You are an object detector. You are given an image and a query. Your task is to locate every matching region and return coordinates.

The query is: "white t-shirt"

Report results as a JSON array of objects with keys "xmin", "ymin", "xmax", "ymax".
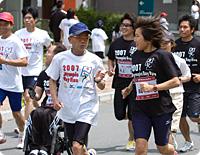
[
  {"xmin": 159, "ymin": 17, "xmax": 168, "ymax": 30},
  {"xmin": 15, "ymin": 28, "xmax": 52, "ymax": 76},
  {"xmin": 191, "ymin": 5, "xmax": 199, "ymax": 19},
  {"xmin": 0, "ymin": 34, "xmax": 29, "ymax": 92},
  {"xmin": 46, "ymin": 50, "xmax": 105, "ymax": 126},
  {"xmin": 59, "ymin": 18, "xmax": 79, "ymax": 48},
  {"xmin": 169, "ymin": 53, "xmax": 191, "ymax": 94},
  {"xmin": 91, "ymin": 28, "xmax": 108, "ymax": 52}
]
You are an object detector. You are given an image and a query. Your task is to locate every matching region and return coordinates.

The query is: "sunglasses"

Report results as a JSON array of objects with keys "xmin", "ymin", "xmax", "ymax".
[
  {"xmin": 120, "ymin": 23, "xmax": 133, "ymax": 27},
  {"xmin": 71, "ymin": 35, "xmax": 90, "ymax": 41}
]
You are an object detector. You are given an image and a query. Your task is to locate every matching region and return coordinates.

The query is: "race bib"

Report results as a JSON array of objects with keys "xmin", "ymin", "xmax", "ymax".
[
  {"xmin": 118, "ymin": 60, "xmax": 133, "ymax": 78},
  {"xmin": 46, "ymin": 93, "xmax": 54, "ymax": 107},
  {"xmin": 134, "ymin": 76, "xmax": 159, "ymax": 100}
]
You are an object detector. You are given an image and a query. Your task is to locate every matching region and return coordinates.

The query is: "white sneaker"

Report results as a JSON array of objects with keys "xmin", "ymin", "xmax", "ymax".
[
  {"xmin": 172, "ymin": 134, "xmax": 178, "ymax": 150},
  {"xmin": 0, "ymin": 130, "xmax": 6, "ymax": 144},
  {"xmin": 39, "ymin": 150, "xmax": 48, "ymax": 155},
  {"xmin": 125, "ymin": 140, "xmax": 135, "ymax": 151},
  {"xmin": 17, "ymin": 136, "xmax": 24, "ymax": 149},
  {"xmin": 88, "ymin": 148, "xmax": 96, "ymax": 155},
  {"xmin": 29, "ymin": 149, "xmax": 39, "ymax": 155},
  {"xmin": 196, "ymin": 151, "xmax": 200, "ymax": 155},
  {"xmin": 180, "ymin": 141, "xmax": 194, "ymax": 152}
]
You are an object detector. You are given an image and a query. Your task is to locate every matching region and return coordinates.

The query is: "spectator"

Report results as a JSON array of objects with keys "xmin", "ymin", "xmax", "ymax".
[
  {"xmin": 81, "ymin": 0, "xmax": 88, "ymax": 10},
  {"xmin": 159, "ymin": 12, "xmax": 169, "ymax": 30},
  {"xmin": 59, "ymin": 8, "xmax": 79, "ymax": 50},
  {"xmin": 111, "ymin": 23, "xmax": 122, "ymax": 42},
  {"xmin": 49, "ymin": 0, "xmax": 67, "ymax": 42},
  {"xmin": 0, "ymin": 12, "xmax": 28, "ymax": 148},
  {"xmin": 191, "ymin": 0, "xmax": 199, "ymax": 30},
  {"xmin": 91, "ymin": 20, "xmax": 108, "ymax": 59}
]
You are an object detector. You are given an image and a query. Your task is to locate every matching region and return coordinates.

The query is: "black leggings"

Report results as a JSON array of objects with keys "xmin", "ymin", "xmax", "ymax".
[
  {"xmin": 64, "ymin": 121, "xmax": 91, "ymax": 147},
  {"xmin": 114, "ymin": 88, "xmax": 134, "ymax": 120}
]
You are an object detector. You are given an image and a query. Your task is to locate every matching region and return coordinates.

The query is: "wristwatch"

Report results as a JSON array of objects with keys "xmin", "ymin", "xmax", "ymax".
[
  {"xmin": 178, "ymin": 77, "xmax": 182, "ymax": 81},
  {"xmin": 94, "ymin": 77, "xmax": 101, "ymax": 84},
  {"xmin": 153, "ymin": 85, "xmax": 158, "ymax": 92},
  {"xmin": 5, "ymin": 59, "xmax": 8, "ymax": 65}
]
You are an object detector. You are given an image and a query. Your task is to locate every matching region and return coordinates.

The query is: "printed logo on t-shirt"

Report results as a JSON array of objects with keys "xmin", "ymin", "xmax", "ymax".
[
  {"xmin": 129, "ymin": 46, "xmax": 137, "ymax": 56},
  {"xmin": 188, "ymin": 47, "xmax": 195, "ymax": 58},
  {"xmin": 81, "ymin": 66, "xmax": 92, "ymax": 82},
  {"xmin": 5, "ymin": 47, "xmax": 12, "ymax": 58},
  {"xmin": 145, "ymin": 58, "xmax": 154, "ymax": 70}
]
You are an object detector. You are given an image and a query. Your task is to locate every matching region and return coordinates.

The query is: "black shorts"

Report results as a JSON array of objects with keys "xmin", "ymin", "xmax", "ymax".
[
  {"xmin": 22, "ymin": 76, "xmax": 38, "ymax": 91},
  {"xmin": 181, "ymin": 92, "xmax": 200, "ymax": 118},
  {"xmin": 94, "ymin": 51, "xmax": 105, "ymax": 59},
  {"xmin": 64, "ymin": 121, "xmax": 91, "ymax": 147},
  {"xmin": 114, "ymin": 88, "xmax": 134, "ymax": 120}
]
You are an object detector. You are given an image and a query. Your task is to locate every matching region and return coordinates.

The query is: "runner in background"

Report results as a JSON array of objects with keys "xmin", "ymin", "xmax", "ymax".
[{"xmin": 107, "ymin": 13, "xmax": 137, "ymax": 151}]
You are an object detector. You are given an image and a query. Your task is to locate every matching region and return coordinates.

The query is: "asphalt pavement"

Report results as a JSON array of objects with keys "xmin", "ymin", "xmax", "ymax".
[{"xmin": 0, "ymin": 100, "xmax": 200, "ymax": 155}]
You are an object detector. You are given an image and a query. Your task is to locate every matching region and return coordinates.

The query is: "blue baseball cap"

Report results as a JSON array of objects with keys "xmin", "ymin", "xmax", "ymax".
[
  {"xmin": 96, "ymin": 20, "xmax": 103, "ymax": 27},
  {"xmin": 69, "ymin": 22, "xmax": 91, "ymax": 36}
]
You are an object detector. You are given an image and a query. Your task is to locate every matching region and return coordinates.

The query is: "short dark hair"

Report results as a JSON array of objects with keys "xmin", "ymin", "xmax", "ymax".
[
  {"xmin": 120, "ymin": 13, "xmax": 136, "ymax": 29},
  {"xmin": 57, "ymin": 0, "xmax": 64, "ymax": 9},
  {"xmin": 67, "ymin": 8, "xmax": 75, "ymax": 19},
  {"xmin": 53, "ymin": 42, "xmax": 67, "ymax": 55},
  {"xmin": 134, "ymin": 16, "xmax": 164, "ymax": 49},
  {"xmin": 22, "ymin": 6, "xmax": 38, "ymax": 19},
  {"xmin": 178, "ymin": 14, "xmax": 196, "ymax": 34}
]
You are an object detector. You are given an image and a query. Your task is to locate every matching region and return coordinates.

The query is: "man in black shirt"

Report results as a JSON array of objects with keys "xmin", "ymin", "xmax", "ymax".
[
  {"xmin": 49, "ymin": 0, "xmax": 67, "ymax": 42},
  {"xmin": 107, "ymin": 13, "xmax": 137, "ymax": 151},
  {"xmin": 174, "ymin": 14, "xmax": 200, "ymax": 153}
]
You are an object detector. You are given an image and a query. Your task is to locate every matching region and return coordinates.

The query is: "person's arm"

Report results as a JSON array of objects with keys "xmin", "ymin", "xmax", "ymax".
[
  {"xmin": 49, "ymin": 78, "xmax": 64, "ymax": 111},
  {"xmin": 0, "ymin": 56, "xmax": 28, "ymax": 67},
  {"xmin": 34, "ymin": 86, "xmax": 44, "ymax": 101},
  {"xmin": 140, "ymin": 77, "xmax": 180, "ymax": 92},
  {"xmin": 104, "ymin": 40, "xmax": 107, "ymax": 46},
  {"xmin": 192, "ymin": 73, "xmax": 200, "ymax": 83},
  {"xmin": 107, "ymin": 59, "xmax": 115, "ymax": 77},
  {"xmin": 121, "ymin": 81, "xmax": 133, "ymax": 99},
  {"xmin": 60, "ymin": 30, "xmax": 63, "ymax": 43}
]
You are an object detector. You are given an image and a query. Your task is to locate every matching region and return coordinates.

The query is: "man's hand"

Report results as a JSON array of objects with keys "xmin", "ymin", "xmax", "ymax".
[
  {"xmin": 192, "ymin": 73, "xmax": 200, "ymax": 83},
  {"xmin": 0, "ymin": 55, "xmax": 6, "ymax": 64},
  {"xmin": 53, "ymin": 99, "xmax": 64, "ymax": 111},
  {"xmin": 121, "ymin": 87, "xmax": 131, "ymax": 99},
  {"xmin": 108, "ymin": 67, "xmax": 115, "ymax": 77},
  {"xmin": 28, "ymin": 86, "xmax": 36, "ymax": 99},
  {"xmin": 140, "ymin": 82, "xmax": 153, "ymax": 92},
  {"xmin": 95, "ymin": 70, "xmax": 108, "ymax": 83}
]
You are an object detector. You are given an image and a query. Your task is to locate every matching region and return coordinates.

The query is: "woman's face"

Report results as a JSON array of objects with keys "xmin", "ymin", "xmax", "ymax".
[{"xmin": 134, "ymin": 28, "xmax": 149, "ymax": 51}]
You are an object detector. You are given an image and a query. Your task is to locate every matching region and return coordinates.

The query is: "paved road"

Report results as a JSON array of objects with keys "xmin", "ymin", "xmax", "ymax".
[{"xmin": 0, "ymin": 100, "xmax": 200, "ymax": 155}]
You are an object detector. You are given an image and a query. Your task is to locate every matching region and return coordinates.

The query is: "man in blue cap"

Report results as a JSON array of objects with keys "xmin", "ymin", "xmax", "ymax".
[
  {"xmin": 46, "ymin": 22, "xmax": 107, "ymax": 155},
  {"xmin": 91, "ymin": 20, "xmax": 108, "ymax": 59}
]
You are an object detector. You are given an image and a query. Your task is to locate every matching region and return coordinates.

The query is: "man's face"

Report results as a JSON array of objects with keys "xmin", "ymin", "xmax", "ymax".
[
  {"xmin": 121, "ymin": 19, "xmax": 134, "ymax": 37},
  {"xmin": 24, "ymin": 13, "xmax": 37, "ymax": 28},
  {"xmin": 45, "ymin": 45, "xmax": 56, "ymax": 66},
  {"xmin": 69, "ymin": 32, "xmax": 90, "ymax": 52},
  {"xmin": 179, "ymin": 21, "xmax": 194, "ymax": 40},
  {"xmin": 0, "ymin": 20, "xmax": 13, "ymax": 38}
]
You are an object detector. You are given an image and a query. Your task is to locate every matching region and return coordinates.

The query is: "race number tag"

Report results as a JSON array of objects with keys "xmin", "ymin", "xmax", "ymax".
[
  {"xmin": 118, "ymin": 60, "xmax": 133, "ymax": 78},
  {"xmin": 134, "ymin": 76, "xmax": 159, "ymax": 100}
]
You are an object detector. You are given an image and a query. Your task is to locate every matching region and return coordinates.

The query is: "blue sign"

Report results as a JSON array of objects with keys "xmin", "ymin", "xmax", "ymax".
[{"xmin": 138, "ymin": 0, "xmax": 154, "ymax": 16}]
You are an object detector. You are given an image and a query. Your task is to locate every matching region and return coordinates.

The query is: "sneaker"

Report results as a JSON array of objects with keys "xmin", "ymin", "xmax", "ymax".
[
  {"xmin": 0, "ymin": 131, "xmax": 6, "ymax": 144},
  {"xmin": 14, "ymin": 128, "xmax": 19, "ymax": 134},
  {"xmin": 180, "ymin": 141, "xmax": 194, "ymax": 152},
  {"xmin": 125, "ymin": 140, "xmax": 135, "ymax": 151},
  {"xmin": 17, "ymin": 136, "xmax": 24, "ymax": 149},
  {"xmin": 174, "ymin": 151, "xmax": 178, "ymax": 155},
  {"xmin": 29, "ymin": 149, "xmax": 39, "ymax": 155},
  {"xmin": 39, "ymin": 150, "xmax": 48, "ymax": 155},
  {"xmin": 88, "ymin": 148, "xmax": 96, "ymax": 155},
  {"xmin": 172, "ymin": 134, "xmax": 178, "ymax": 150},
  {"xmin": 196, "ymin": 151, "xmax": 200, "ymax": 155}
]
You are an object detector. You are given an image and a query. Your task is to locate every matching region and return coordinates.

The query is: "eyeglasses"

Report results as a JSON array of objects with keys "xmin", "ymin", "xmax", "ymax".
[
  {"xmin": 120, "ymin": 23, "xmax": 133, "ymax": 27},
  {"xmin": 71, "ymin": 35, "xmax": 90, "ymax": 41}
]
